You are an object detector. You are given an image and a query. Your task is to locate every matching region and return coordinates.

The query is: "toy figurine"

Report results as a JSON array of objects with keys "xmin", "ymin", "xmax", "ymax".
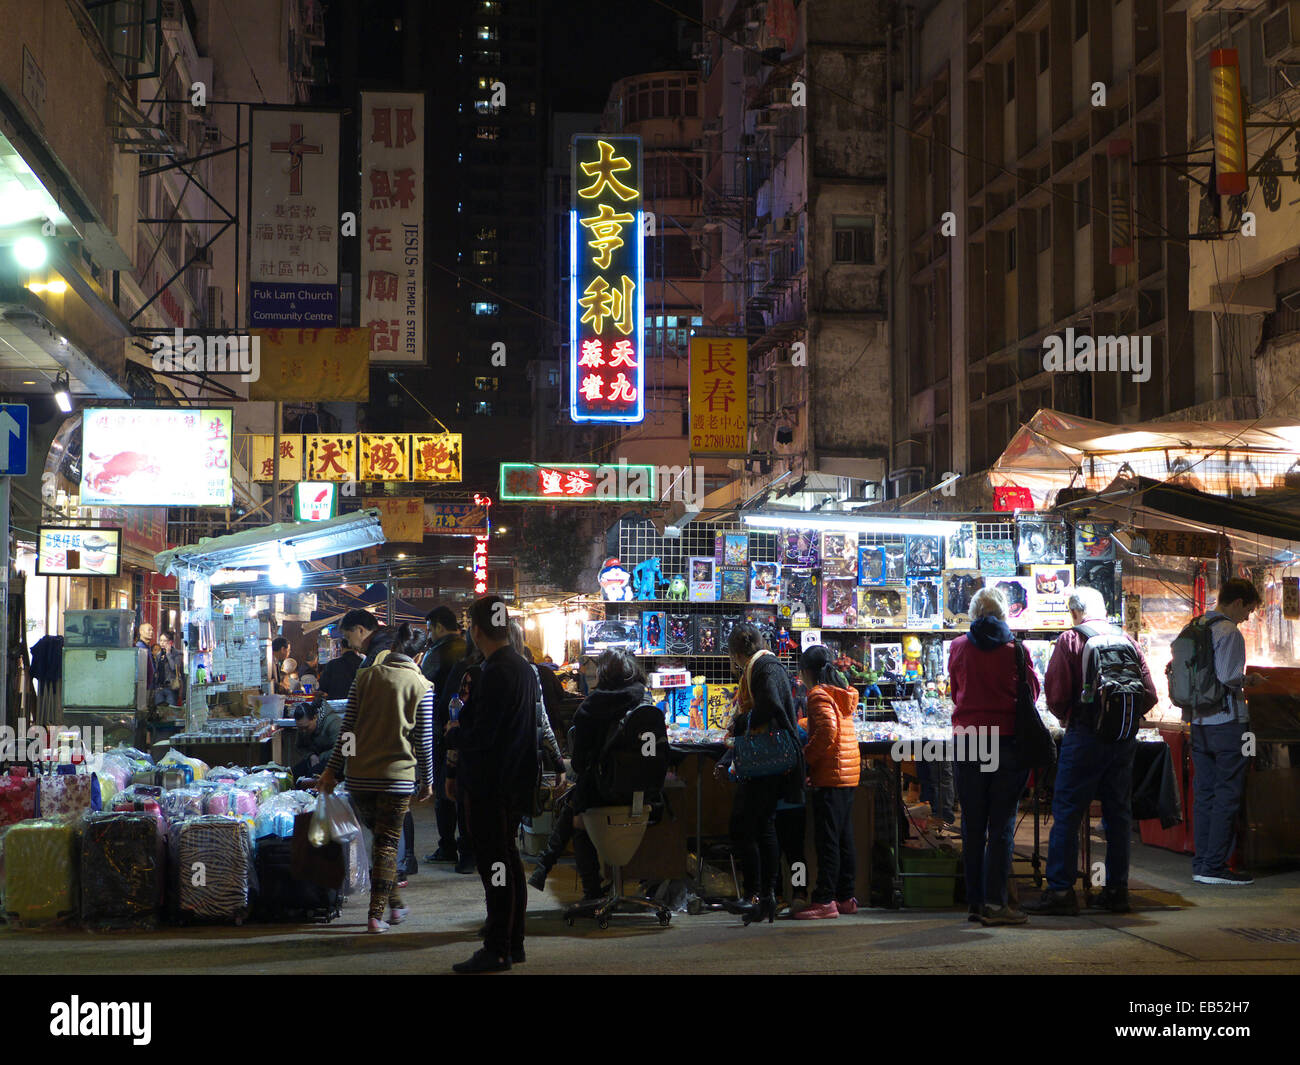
[
  {"xmin": 774, "ymin": 624, "xmax": 798, "ymax": 655},
  {"xmin": 633, "ymin": 556, "xmax": 665, "ymax": 600},
  {"xmin": 598, "ymin": 557, "xmax": 634, "ymax": 601},
  {"xmin": 666, "ymin": 574, "xmax": 688, "ymax": 601},
  {"xmin": 902, "ymin": 634, "xmax": 923, "ymax": 682}
]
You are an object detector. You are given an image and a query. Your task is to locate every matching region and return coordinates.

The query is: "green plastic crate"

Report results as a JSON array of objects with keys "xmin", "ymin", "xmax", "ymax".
[{"xmin": 899, "ymin": 851, "xmax": 961, "ymax": 908}]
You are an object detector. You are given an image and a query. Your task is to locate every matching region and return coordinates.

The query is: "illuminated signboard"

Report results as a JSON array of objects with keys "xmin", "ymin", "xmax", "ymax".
[
  {"xmin": 689, "ymin": 336, "xmax": 748, "ymax": 454},
  {"xmin": 37, "ymin": 526, "xmax": 122, "ymax": 577},
  {"xmin": 499, "ymin": 463, "xmax": 657, "ymax": 502},
  {"xmin": 80, "ymin": 408, "xmax": 233, "ymax": 507},
  {"xmin": 294, "ymin": 482, "xmax": 337, "ymax": 522},
  {"xmin": 570, "ymin": 135, "xmax": 643, "ymax": 423},
  {"xmin": 472, "ymin": 493, "xmax": 491, "ymax": 594}
]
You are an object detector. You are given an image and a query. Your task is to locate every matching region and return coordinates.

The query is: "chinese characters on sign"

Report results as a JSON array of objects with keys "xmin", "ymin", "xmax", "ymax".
[
  {"xmin": 80, "ymin": 409, "xmax": 233, "ymax": 507},
  {"xmin": 36, "ymin": 526, "xmax": 122, "ymax": 577},
  {"xmin": 360, "ymin": 434, "xmax": 411, "ymax": 481},
  {"xmin": 411, "ymin": 433, "xmax": 462, "ymax": 483},
  {"xmin": 361, "ymin": 92, "xmax": 425, "ymax": 364},
  {"xmin": 252, "ymin": 433, "xmax": 461, "ymax": 483},
  {"xmin": 249, "ymin": 110, "xmax": 340, "ymax": 326},
  {"xmin": 250, "ymin": 436, "xmax": 305, "ymax": 481},
  {"xmin": 1141, "ymin": 528, "xmax": 1222, "ymax": 559},
  {"xmin": 370, "ymin": 496, "xmax": 425, "ymax": 542},
  {"xmin": 424, "ymin": 504, "xmax": 488, "ymax": 536},
  {"xmin": 249, "ymin": 328, "xmax": 370, "ymax": 401},
  {"xmin": 304, "ymin": 435, "xmax": 356, "ymax": 482},
  {"xmin": 473, "ymin": 534, "xmax": 489, "ymax": 595},
  {"xmin": 498, "ymin": 463, "xmax": 656, "ymax": 502},
  {"xmin": 688, "ymin": 337, "xmax": 747, "ymax": 454},
  {"xmin": 571, "ymin": 135, "xmax": 643, "ymax": 423}
]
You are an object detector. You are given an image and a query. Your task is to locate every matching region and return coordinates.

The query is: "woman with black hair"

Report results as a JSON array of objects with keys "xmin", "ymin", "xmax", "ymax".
[
  {"xmin": 317, "ymin": 621, "xmax": 433, "ymax": 933},
  {"xmin": 721, "ymin": 622, "xmax": 804, "ymax": 925}
]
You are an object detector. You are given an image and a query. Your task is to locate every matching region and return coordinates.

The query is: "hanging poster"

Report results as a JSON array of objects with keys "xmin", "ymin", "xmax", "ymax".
[
  {"xmin": 688, "ymin": 336, "xmax": 745, "ymax": 449},
  {"xmin": 250, "ymin": 435, "xmax": 306, "ymax": 482}
]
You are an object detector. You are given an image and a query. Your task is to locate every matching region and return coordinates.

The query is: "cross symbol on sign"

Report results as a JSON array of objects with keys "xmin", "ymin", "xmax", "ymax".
[{"xmin": 269, "ymin": 123, "xmax": 323, "ymax": 197}]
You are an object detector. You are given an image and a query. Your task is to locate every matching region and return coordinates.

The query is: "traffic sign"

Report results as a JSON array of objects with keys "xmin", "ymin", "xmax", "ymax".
[{"xmin": 0, "ymin": 404, "xmax": 29, "ymax": 477}]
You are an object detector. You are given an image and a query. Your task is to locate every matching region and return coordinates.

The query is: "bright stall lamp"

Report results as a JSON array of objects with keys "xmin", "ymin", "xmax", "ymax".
[
  {"xmin": 12, "ymin": 237, "xmax": 47, "ymax": 270},
  {"xmin": 741, "ymin": 512, "xmax": 960, "ymax": 536},
  {"xmin": 52, "ymin": 373, "xmax": 72, "ymax": 413}
]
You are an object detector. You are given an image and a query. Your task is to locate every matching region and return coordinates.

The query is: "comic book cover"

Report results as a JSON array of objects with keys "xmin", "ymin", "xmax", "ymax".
[
  {"xmin": 943, "ymin": 569, "xmax": 985, "ymax": 626},
  {"xmin": 723, "ymin": 534, "xmax": 749, "ymax": 567},
  {"xmin": 820, "ymin": 532, "xmax": 858, "ymax": 577},
  {"xmin": 749, "ymin": 561, "xmax": 781, "ymax": 603}
]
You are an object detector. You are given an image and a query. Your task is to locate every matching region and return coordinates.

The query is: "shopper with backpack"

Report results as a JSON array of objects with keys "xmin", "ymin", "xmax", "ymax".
[
  {"xmin": 1168, "ymin": 578, "xmax": 1266, "ymax": 886},
  {"xmin": 1025, "ymin": 586, "xmax": 1157, "ymax": 916}
]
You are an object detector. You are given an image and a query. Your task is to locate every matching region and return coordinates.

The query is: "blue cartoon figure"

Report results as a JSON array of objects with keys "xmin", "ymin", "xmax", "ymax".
[{"xmin": 633, "ymin": 556, "xmax": 665, "ymax": 600}]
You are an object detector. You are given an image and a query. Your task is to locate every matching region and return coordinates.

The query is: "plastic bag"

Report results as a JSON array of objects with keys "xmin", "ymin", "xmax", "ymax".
[
  {"xmin": 160, "ymin": 787, "xmax": 204, "ymax": 823},
  {"xmin": 205, "ymin": 766, "xmax": 245, "ymax": 784},
  {"xmin": 159, "ymin": 749, "xmax": 209, "ymax": 781},
  {"xmin": 39, "ymin": 773, "xmax": 102, "ymax": 819},
  {"xmin": 307, "ymin": 794, "xmax": 361, "ymax": 848},
  {"xmin": 253, "ymin": 790, "xmax": 316, "ymax": 839},
  {"xmin": 234, "ymin": 773, "xmax": 278, "ymax": 805},
  {"xmin": 341, "ymin": 830, "xmax": 370, "ymax": 897}
]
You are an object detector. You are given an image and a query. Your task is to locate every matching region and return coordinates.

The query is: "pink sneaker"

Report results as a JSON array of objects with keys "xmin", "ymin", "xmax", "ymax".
[
  {"xmin": 389, "ymin": 907, "xmax": 410, "ymax": 925},
  {"xmin": 836, "ymin": 897, "xmax": 859, "ymax": 915},
  {"xmin": 367, "ymin": 918, "xmax": 390, "ymax": 934},
  {"xmin": 793, "ymin": 901, "xmax": 839, "ymax": 920}
]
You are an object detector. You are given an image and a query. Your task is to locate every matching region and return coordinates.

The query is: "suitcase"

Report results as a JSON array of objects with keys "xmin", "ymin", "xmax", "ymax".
[
  {"xmin": 172, "ymin": 816, "xmax": 254, "ymax": 923},
  {"xmin": 110, "ymin": 785, "xmax": 167, "ymax": 827},
  {"xmin": 79, "ymin": 812, "xmax": 165, "ymax": 928},
  {"xmin": 206, "ymin": 767, "xmax": 244, "ymax": 784},
  {"xmin": 249, "ymin": 765, "xmax": 294, "ymax": 794},
  {"xmin": 3, "ymin": 819, "xmax": 80, "ymax": 924},
  {"xmin": 289, "ymin": 811, "xmax": 345, "ymax": 891},
  {"xmin": 235, "ymin": 774, "xmax": 278, "ymax": 805},
  {"xmin": 160, "ymin": 788, "xmax": 204, "ymax": 823},
  {"xmin": 252, "ymin": 835, "xmax": 340, "ymax": 922},
  {"xmin": 132, "ymin": 767, "xmax": 192, "ymax": 790},
  {"xmin": 0, "ymin": 773, "xmax": 39, "ymax": 828},
  {"xmin": 230, "ymin": 788, "xmax": 258, "ymax": 817},
  {"xmin": 39, "ymin": 773, "xmax": 102, "ymax": 819}
]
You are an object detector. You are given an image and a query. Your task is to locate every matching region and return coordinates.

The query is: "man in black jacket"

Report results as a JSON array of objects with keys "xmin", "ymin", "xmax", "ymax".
[
  {"xmin": 447, "ymin": 595, "xmax": 538, "ymax": 973},
  {"xmin": 422, "ymin": 605, "xmax": 469, "ymax": 865}
]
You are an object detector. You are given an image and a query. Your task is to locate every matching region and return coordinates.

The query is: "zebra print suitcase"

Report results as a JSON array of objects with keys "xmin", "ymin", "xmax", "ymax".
[{"xmin": 172, "ymin": 815, "xmax": 254, "ymax": 924}]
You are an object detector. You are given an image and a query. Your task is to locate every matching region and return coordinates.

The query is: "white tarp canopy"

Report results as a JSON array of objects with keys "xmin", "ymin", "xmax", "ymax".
[
  {"xmin": 990, "ymin": 409, "xmax": 1300, "ymax": 507},
  {"xmin": 155, "ymin": 508, "xmax": 386, "ymax": 577}
]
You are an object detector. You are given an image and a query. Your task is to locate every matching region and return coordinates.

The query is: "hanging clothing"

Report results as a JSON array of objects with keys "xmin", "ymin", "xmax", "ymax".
[{"xmin": 30, "ymin": 635, "xmax": 63, "ymax": 686}]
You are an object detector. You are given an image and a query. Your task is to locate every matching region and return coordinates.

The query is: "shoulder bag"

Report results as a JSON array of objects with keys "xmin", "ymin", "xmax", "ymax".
[{"xmin": 1013, "ymin": 639, "xmax": 1055, "ymax": 772}]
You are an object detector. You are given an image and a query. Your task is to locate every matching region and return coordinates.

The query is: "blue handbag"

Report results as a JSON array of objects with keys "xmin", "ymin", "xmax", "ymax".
[{"xmin": 732, "ymin": 707, "xmax": 800, "ymax": 781}]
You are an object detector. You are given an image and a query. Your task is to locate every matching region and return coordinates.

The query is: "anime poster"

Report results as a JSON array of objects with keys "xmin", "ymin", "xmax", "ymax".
[
  {"xmin": 666, "ymin": 614, "xmax": 694, "ymax": 654},
  {"xmin": 882, "ymin": 541, "xmax": 908, "ymax": 582},
  {"xmin": 1077, "ymin": 559, "xmax": 1121, "ymax": 621},
  {"xmin": 990, "ymin": 576, "xmax": 1036, "ymax": 630},
  {"xmin": 1075, "ymin": 522, "xmax": 1116, "ymax": 562},
  {"xmin": 945, "ymin": 522, "xmax": 978, "ymax": 568},
  {"xmin": 1016, "ymin": 517, "xmax": 1070, "ymax": 565},
  {"xmin": 869, "ymin": 642, "xmax": 904, "ymax": 677},
  {"xmin": 721, "ymin": 567, "xmax": 748, "ymax": 602},
  {"xmin": 688, "ymin": 556, "xmax": 717, "ymax": 602},
  {"xmin": 821, "ymin": 577, "xmax": 859, "ymax": 628},
  {"xmin": 780, "ymin": 529, "xmax": 820, "ymax": 566},
  {"xmin": 904, "ymin": 535, "xmax": 943, "ymax": 575},
  {"xmin": 858, "ymin": 587, "xmax": 906, "ymax": 628},
  {"xmin": 782, "ymin": 568, "xmax": 820, "ymax": 626},
  {"xmin": 640, "ymin": 610, "xmax": 667, "ymax": 654},
  {"xmin": 749, "ymin": 561, "xmax": 781, "ymax": 603},
  {"xmin": 706, "ymin": 683, "xmax": 738, "ymax": 730},
  {"xmin": 820, "ymin": 532, "xmax": 858, "ymax": 577},
  {"xmin": 1030, "ymin": 565, "xmax": 1073, "ymax": 630},
  {"xmin": 858, "ymin": 546, "xmax": 887, "ymax": 586},
  {"xmin": 722, "ymin": 533, "xmax": 749, "ymax": 567},
  {"xmin": 976, "ymin": 539, "xmax": 1017, "ymax": 576},
  {"xmin": 693, "ymin": 614, "xmax": 719, "ymax": 655},
  {"xmin": 943, "ymin": 569, "xmax": 985, "ymax": 626},
  {"xmin": 907, "ymin": 577, "xmax": 944, "ymax": 630}
]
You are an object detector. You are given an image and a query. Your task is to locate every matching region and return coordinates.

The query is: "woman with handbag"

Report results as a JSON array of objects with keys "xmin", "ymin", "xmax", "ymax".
[
  {"xmin": 721, "ymin": 623, "xmax": 804, "ymax": 926},
  {"xmin": 947, "ymin": 586, "xmax": 1041, "ymax": 927}
]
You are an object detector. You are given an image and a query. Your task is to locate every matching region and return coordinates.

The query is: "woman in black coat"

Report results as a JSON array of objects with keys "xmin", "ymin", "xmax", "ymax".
[
  {"xmin": 722, "ymin": 623, "xmax": 804, "ymax": 925},
  {"xmin": 569, "ymin": 649, "xmax": 649, "ymax": 812}
]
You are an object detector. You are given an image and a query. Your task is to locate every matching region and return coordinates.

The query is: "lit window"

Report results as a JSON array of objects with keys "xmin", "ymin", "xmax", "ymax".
[
  {"xmin": 471, "ymin": 301, "xmax": 499, "ymax": 316},
  {"xmin": 832, "ymin": 216, "xmax": 875, "ymax": 264},
  {"xmin": 477, "ymin": 127, "xmax": 500, "ymax": 140},
  {"xmin": 474, "ymin": 376, "xmax": 500, "ymax": 390},
  {"xmin": 477, "ymin": 26, "xmax": 496, "ymax": 40},
  {"xmin": 475, "ymin": 401, "xmax": 494, "ymax": 415},
  {"xmin": 475, "ymin": 100, "xmax": 492, "ymax": 114}
]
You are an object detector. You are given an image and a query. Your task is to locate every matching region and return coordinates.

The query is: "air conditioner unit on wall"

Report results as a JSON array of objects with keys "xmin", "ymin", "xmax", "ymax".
[{"xmin": 1263, "ymin": 2, "xmax": 1300, "ymax": 64}]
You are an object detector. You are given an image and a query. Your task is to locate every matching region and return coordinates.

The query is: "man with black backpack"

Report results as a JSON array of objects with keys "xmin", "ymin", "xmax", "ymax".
[
  {"xmin": 1169, "ymin": 578, "xmax": 1265, "ymax": 886},
  {"xmin": 1026, "ymin": 586, "xmax": 1158, "ymax": 916}
]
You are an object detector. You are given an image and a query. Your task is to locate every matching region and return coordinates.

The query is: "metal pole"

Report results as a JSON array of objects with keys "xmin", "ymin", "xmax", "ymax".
[
  {"xmin": 0, "ymin": 477, "xmax": 9, "ymax": 731},
  {"xmin": 387, "ymin": 566, "xmax": 395, "ymax": 627},
  {"xmin": 273, "ymin": 400, "xmax": 282, "ymax": 525}
]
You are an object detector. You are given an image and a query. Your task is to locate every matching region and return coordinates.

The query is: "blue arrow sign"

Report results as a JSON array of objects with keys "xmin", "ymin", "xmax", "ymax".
[{"xmin": 0, "ymin": 404, "xmax": 29, "ymax": 477}]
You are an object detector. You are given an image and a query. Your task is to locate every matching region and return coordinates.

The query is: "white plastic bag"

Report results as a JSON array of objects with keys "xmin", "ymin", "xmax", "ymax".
[{"xmin": 307, "ymin": 793, "xmax": 361, "ymax": 848}]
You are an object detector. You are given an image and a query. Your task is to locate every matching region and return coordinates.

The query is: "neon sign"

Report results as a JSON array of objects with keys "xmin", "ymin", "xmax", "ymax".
[
  {"xmin": 498, "ymin": 462, "xmax": 657, "ymax": 502},
  {"xmin": 472, "ymin": 493, "xmax": 491, "ymax": 595},
  {"xmin": 570, "ymin": 135, "xmax": 643, "ymax": 423}
]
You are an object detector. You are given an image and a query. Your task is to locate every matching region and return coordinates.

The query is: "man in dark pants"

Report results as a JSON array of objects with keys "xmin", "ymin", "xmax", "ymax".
[
  {"xmin": 1192, "ymin": 578, "xmax": 1266, "ymax": 886},
  {"xmin": 447, "ymin": 596, "xmax": 538, "ymax": 973},
  {"xmin": 421, "ymin": 605, "xmax": 469, "ymax": 866}
]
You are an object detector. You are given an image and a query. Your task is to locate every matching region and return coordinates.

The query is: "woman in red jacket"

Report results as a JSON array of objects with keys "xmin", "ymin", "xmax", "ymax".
[
  {"xmin": 947, "ymin": 586, "xmax": 1041, "ymax": 926},
  {"xmin": 795, "ymin": 645, "xmax": 862, "ymax": 920}
]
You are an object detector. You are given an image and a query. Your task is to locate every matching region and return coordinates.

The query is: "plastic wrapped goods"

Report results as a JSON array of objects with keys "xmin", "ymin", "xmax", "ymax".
[
  {"xmin": 79, "ymin": 812, "xmax": 164, "ymax": 928},
  {"xmin": 39, "ymin": 773, "xmax": 102, "ymax": 819},
  {"xmin": 234, "ymin": 774, "xmax": 278, "ymax": 806},
  {"xmin": 172, "ymin": 816, "xmax": 254, "ymax": 923},
  {"xmin": 230, "ymin": 788, "xmax": 259, "ymax": 818},
  {"xmin": 132, "ymin": 765, "xmax": 193, "ymax": 789},
  {"xmin": 159, "ymin": 750, "xmax": 208, "ymax": 781},
  {"xmin": 253, "ymin": 791, "xmax": 316, "ymax": 840},
  {"xmin": 160, "ymin": 788, "xmax": 204, "ymax": 823},
  {"xmin": 248, "ymin": 766, "xmax": 293, "ymax": 794},
  {"xmin": 95, "ymin": 755, "xmax": 136, "ymax": 797},
  {"xmin": 2, "ymin": 818, "xmax": 80, "ymax": 925},
  {"xmin": 109, "ymin": 785, "xmax": 166, "ymax": 826},
  {"xmin": 0, "ymin": 773, "xmax": 39, "ymax": 828},
  {"xmin": 205, "ymin": 766, "xmax": 244, "ymax": 784}
]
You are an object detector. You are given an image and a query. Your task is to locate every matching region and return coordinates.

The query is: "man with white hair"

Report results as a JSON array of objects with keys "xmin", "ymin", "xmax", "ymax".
[{"xmin": 1025, "ymin": 585, "xmax": 1157, "ymax": 916}]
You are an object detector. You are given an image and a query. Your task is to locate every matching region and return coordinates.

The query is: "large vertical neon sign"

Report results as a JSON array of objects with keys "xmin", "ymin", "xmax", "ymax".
[
  {"xmin": 472, "ymin": 493, "xmax": 491, "ymax": 595},
  {"xmin": 570, "ymin": 135, "xmax": 644, "ymax": 423}
]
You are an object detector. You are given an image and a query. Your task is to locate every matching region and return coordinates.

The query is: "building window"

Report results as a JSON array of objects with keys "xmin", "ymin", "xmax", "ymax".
[
  {"xmin": 1038, "ymin": 27, "xmax": 1049, "ymax": 73},
  {"xmin": 1076, "ymin": 178, "xmax": 1090, "ymax": 229},
  {"xmin": 471, "ymin": 301, "xmax": 499, "ymax": 316},
  {"xmin": 547, "ymin": 368, "xmax": 560, "ymax": 386},
  {"xmin": 476, "ymin": 126, "xmax": 499, "ymax": 140},
  {"xmin": 474, "ymin": 376, "xmax": 499, "ymax": 390},
  {"xmin": 475, "ymin": 401, "xmax": 493, "ymax": 415},
  {"xmin": 476, "ymin": 26, "xmax": 496, "ymax": 40},
  {"xmin": 473, "ymin": 250, "xmax": 497, "ymax": 266},
  {"xmin": 832, "ymin": 216, "xmax": 875, "ymax": 264}
]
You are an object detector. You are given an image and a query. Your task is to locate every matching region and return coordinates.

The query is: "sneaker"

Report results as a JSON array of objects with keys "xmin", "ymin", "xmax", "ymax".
[
  {"xmin": 389, "ymin": 906, "xmax": 410, "ymax": 925},
  {"xmin": 452, "ymin": 948, "xmax": 511, "ymax": 974},
  {"xmin": 835, "ymin": 897, "xmax": 859, "ymax": 915},
  {"xmin": 1089, "ymin": 887, "xmax": 1131, "ymax": 913},
  {"xmin": 1022, "ymin": 889, "xmax": 1079, "ymax": 916},
  {"xmin": 980, "ymin": 905, "xmax": 1029, "ymax": 927},
  {"xmin": 793, "ymin": 901, "xmax": 839, "ymax": 920},
  {"xmin": 527, "ymin": 865, "xmax": 549, "ymax": 892},
  {"xmin": 454, "ymin": 856, "xmax": 478, "ymax": 875},
  {"xmin": 1194, "ymin": 869, "xmax": 1254, "ymax": 885},
  {"xmin": 367, "ymin": 917, "xmax": 390, "ymax": 934},
  {"xmin": 425, "ymin": 848, "xmax": 457, "ymax": 864},
  {"xmin": 396, "ymin": 879, "xmax": 408, "ymax": 889}
]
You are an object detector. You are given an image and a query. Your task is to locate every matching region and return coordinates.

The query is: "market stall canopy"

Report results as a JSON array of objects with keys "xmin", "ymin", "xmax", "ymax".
[
  {"xmin": 991, "ymin": 409, "xmax": 1300, "ymax": 508},
  {"xmin": 154, "ymin": 508, "xmax": 386, "ymax": 576}
]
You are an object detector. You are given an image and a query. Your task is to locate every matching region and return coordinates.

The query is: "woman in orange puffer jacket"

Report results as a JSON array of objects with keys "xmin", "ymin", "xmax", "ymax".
[{"xmin": 795, "ymin": 645, "xmax": 861, "ymax": 920}]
